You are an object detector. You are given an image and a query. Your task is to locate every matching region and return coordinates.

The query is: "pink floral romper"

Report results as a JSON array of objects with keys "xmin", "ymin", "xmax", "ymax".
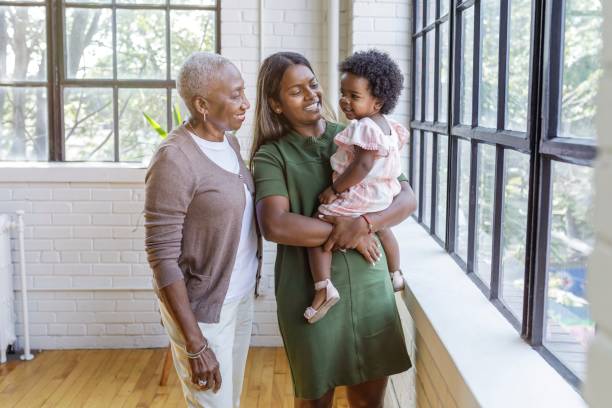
[{"xmin": 318, "ymin": 116, "xmax": 409, "ymax": 217}]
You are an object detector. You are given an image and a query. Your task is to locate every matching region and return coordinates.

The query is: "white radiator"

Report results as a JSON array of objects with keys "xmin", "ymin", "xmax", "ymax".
[{"xmin": 0, "ymin": 214, "xmax": 16, "ymax": 364}]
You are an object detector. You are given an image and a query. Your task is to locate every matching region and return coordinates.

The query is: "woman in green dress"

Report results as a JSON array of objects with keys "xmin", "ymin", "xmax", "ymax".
[{"xmin": 250, "ymin": 52, "xmax": 415, "ymax": 408}]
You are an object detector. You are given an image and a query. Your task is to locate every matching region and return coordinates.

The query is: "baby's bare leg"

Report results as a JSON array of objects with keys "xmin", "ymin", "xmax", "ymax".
[
  {"xmin": 377, "ymin": 228, "xmax": 400, "ymax": 272},
  {"xmin": 307, "ymin": 246, "xmax": 332, "ymax": 283}
]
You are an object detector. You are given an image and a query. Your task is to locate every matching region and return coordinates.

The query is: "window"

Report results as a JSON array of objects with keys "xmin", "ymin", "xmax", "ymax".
[
  {"xmin": 411, "ymin": 0, "xmax": 600, "ymax": 387},
  {"xmin": 0, "ymin": 0, "xmax": 219, "ymax": 163}
]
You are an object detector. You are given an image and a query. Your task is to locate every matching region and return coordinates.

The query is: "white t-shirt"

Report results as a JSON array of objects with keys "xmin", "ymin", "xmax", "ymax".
[{"xmin": 190, "ymin": 133, "xmax": 258, "ymax": 304}]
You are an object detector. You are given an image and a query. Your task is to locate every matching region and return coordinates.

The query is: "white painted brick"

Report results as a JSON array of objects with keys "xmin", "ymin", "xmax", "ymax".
[
  {"xmin": 588, "ymin": 243, "xmax": 612, "ymax": 335},
  {"xmin": 223, "ymin": 34, "xmax": 242, "ymax": 47},
  {"xmin": 353, "ymin": 2, "xmax": 396, "ymax": 17},
  {"xmin": 28, "ymin": 312, "xmax": 57, "ymax": 325},
  {"xmin": 34, "ymin": 276, "xmax": 71, "ymax": 289},
  {"xmin": 56, "ymin": 312, "xmax": 95, "ymax": 323},
  {"xmin": 48, "ymin": 324, "xmax": 68, "ymax": 335},
  {"xmin": 38, "ymin": 300, "xmax": 76, "ymax": 312},
  {"xmin": 223, "ymin": 47, "xmax": 260, "ymax": 60},
  {"xmin": 41, "ymin": 251, "xmax": 61, "ymax": 263},
  {"xmin": 100, "ymin": 252, "xmax": 121, "ymax": 263},
  {"xmin": 116, "ymin": 300, "xmax": 156, "ymax": 312},
  {"xmin": 87, "ymin": 324, "xmax": 106, "ymax": 335},
  {"xmin": 32, "ymin": 202, "xmax": 71, "ymax": 213},
  {"xmin": 264, "ymin": 0, "xmax": 305, "ymax": 9},
  {"xmin": 273, "ymin": 23, "xmax": 294, "ymax": 36},
  {"xmin": 131, "ymin": 264, "xmax": 151, "ymax": 275},
  {"xmin": 353, "ymin": 17, "xmax": 375, "ymax": 32},
  {"xmin": 0, "ymin": 188, "xmax": 11, "ymax": 200},
  {"xmin": 136, "ymin": 312, "xmax": 162, "ymax": 323},
  {"xmin": 16, "ymin": 323, "xmax": 47, "ymax": 336},
  {"xmin": 94, "ymin": 291, "xmax": 133, "ymax": 300},
  {"xmin": 24, "ymin": 213, "xmax": 53, "ymax": 225},
  {"xmin": 33, "ymin": 226, "xmax": 72, "ymax": 239},
  {"xmin": 0, "ymin": 201, "xmax": 32, "ymax": 213},
  {"xmin": 134, "ymin": 291, "xmax": 155, "ymax": 300},
  {"xmin": 285, "ymin": 10, "xmax": 322, "ymax": 23},
  {"xmin": 54, "ymin": 239, "xmax": 92, "ymax": 251},
  {"xmin": 221, "ymin": 9, "xmax": 243, "ymax": 22},
  {"xmin": 52, "ymin": 214, "xmax": 91, "ymax": 225},
  {"xmin": 221, "ymin": 0, "xmax": 258, "ymax": 9},
  {"xmin": 112, "ymin": 227, "xmax": 144, "ymax": 239},
  {"xmin": 106, "ymin": 324, "xmax": 127, "ymax": 335},
  {"xmin": 95, "ymin": 312, "xmax": 135, "ymax": 324},
  {"xmin": 74, "ymin": 227, "xmax": 113, "ymax": 238},
  {"xmin": 13, "ymin": 188, "xmax": 52, "ymax": 200},
  {"xmin": 121, "ymin": 251, "xmax": 140, "ymax": 263},
  {"xmin": 92, "ymin": 264, "xmax": 131, "ymax": 275},
  {"xmin": 112, "ymin": 277, "xmax": 151, "ymax": 288},
  {"xmin": 68, "ymin": 324, "xmax": 87, "ymax": 336},
  {"xmin": 77, "ymin": 300, "xmax": 115, "ymax": 312},
  {"xmin": 91, "ymin": 189, "xmax": 132, "ymax": 201},
  {"xmin": 54, "ymin": 263, "xmax": 91, "ymax": 275},
  {"xmin": 144, "ymin": 323, "xmax": 165, "ymax": 335},
  {"xmin": 72, "ymin": 201, "xmax": 112, "ymax": 213},
  {"xmin": 92, "ymin": 214, "xmax": 131, "ymax": 226},
  {"xmin": 126, "ymin": 324, "xmax": 144, "ymax": 335},
  {"xmin": 94, "ymin": 239, "xmax": 133, "ymax": 251},
  {"xmin": 223, "ymin": 22, "xmax": 254, "ymax": 35},
  {"xmin": 131, "ymin": 239, "xmax": 145, "ymax": 251},
  {"xmin": 81, "ymin": 251, "xmax": 100, "ymax": 263},
  {"xmin": 375, "ymin": 17, "xmax": 410, "ymax": 32},
  {"xmin": 72, "ymin": 276, "xmax": 112, "ymax": 288},
  {"xmin": 112, "ymin": 201, "xmax": 143, "ymax": 213},
  {"xmin": 60, "ymin": 251, "xmax": 80, "ymax": 263},
  {"xmin": 52, "ymin": 189, "xmax": 91, "ymax": 200}
]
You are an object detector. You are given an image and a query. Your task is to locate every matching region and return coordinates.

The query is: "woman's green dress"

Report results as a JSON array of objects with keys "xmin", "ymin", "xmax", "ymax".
[{"xmin": 253, "ymin": 121, "xmax": 412, "ymax": 400}]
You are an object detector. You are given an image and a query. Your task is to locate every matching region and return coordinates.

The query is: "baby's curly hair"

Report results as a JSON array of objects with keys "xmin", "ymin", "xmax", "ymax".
[{"xmin": 339, "ymin": 49, "xmax": 404, "ymax": 114}]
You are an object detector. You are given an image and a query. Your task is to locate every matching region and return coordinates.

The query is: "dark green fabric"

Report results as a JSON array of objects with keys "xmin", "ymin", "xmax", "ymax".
[{"xmin": 253, "ymin": 121, "xmax": 412, "ymax": 400}]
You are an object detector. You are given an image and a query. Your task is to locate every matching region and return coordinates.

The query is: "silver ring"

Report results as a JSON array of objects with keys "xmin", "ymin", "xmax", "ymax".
[{"xmin": 198, "ymin": 379, "xmax": 208, "ymax": 387}]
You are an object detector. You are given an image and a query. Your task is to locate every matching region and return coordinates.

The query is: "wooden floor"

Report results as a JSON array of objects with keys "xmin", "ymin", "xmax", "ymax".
[{"xmin": 0, "ymin": 347, "xmax": 352, "ymax": 407}]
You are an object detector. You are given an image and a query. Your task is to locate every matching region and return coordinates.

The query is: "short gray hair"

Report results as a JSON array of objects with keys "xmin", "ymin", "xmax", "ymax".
[{"xmin": 176, "ymin": 52, "xmax": 235, "ymax": 116}]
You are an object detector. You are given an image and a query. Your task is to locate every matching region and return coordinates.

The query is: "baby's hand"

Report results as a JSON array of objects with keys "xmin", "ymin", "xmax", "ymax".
[{"xmin": 319, "ymin": 186, "xmax": 339, "ymax": 205}]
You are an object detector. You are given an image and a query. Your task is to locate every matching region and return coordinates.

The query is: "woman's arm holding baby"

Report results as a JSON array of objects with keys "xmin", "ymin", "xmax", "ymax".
[{"xmin": 319, "ymin": 147, "xmax": 377, "ymax": 204}]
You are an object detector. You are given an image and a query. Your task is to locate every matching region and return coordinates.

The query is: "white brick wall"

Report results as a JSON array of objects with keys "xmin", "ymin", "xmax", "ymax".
[{"xmin": 585, "ymin": 1, "xmax": 612, "ymax": 407}]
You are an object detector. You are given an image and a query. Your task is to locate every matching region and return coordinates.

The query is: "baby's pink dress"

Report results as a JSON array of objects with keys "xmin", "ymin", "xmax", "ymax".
[{"xmin": 318, "ymin": 116, "xmax": 409, "ymax": 217}]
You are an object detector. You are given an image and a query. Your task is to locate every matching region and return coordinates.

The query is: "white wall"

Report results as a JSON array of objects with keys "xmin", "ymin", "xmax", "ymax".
[{"xmin": 585, "ymin": 1, "xmax": 612, "ymax": 406}]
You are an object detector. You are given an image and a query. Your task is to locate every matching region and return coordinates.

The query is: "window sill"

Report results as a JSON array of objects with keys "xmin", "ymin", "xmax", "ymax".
[
  {"xmin": 395, "ymin": 218, "xmax": 586, "ymax": 408},
  {"xmin": 0, "ymin": 162, "xmax": 146, "ymax": 183}
]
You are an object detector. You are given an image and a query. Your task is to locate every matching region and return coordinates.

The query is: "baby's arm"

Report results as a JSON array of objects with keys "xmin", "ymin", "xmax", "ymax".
[{"xmin": 319, "ymin": 147, "xmax": 377, "ymax": 204}]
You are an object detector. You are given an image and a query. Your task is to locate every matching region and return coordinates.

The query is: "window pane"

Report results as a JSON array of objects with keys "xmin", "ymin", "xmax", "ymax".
[
  {"xmin": 411, "ymin": 131, "xmax": 421, "ymax": 216},
  {"xmin": 118, "ymin": 0, "xmax": 164, "ymax": 4},
  {"xmin": 422, "ymin": 133, "xmax": 434, "ymax": 228},
  {"xmin": 65, "ymin": 8, "xmax": 113, "ymax": 79},
  {"xmin": 425, "ymin": 31, "xmax": 435, "ymax": 122},
  {"xmin": 460, "ymin": 7, "xmax": 474, "ymax": 125},
  {"xmin": 64, "ymin": 88, "xmax": 114, "ymax": 161},
  {"xmin": 435, "ymin": 135, "xmax": 448, "ymax": 240},
  {"xmin": 0, "ymin": 87, "xmax": 48, "ymax": 160},
  {"xmin": 455, "ymin": 138, "xmax": 470, "ymax": 261},
  {"xmin": 500, "ymin": 149, "xmax": 529, "ymax": 321},
  {"xmin": 426, "ymin": 0, "xmax": 436, "ymax": 24},
  {"xmin": 441, "ymin": 0, "xmax": 449, "ymax": 17},
  {"xmin": 0, "ymin": 6, "xmax": 46, "ymax": 82},
  {"xmin": 544, "ymin": 162, "xmax": 594, "ymax": 381},
  {"xmin": 119, "ymin": 88, "xmax": 166, "ymax": 163},
  {"xmin": 171, "ymin": 10, "xmax": 216, "ymax": 78},
  {"xmin": 414, "ymin": 37, "xmax": 422, "ymax": 120},
  {"xmin": 171, "ymin": 89, "xmax": 188, "ymax": 129},
  {"xmin": 507, "ymin": 0, "xmax": 532, "ymax": 132},
  {"xmin": 66, "ymin": 0, "xmax": 110, "ymax": 4},
  {"xmin": 117, "ymin": 10, "xmax": 166, "ymax": 79},
  {"xmin": 439, "ymin": 22, "xmax": 449, "ymax": 122},
  {"xmin": 559, "ymin": 0, "xmax": 603, "ymax": 140},
  {"xmin": 479, "ymin": 0, "xmax": 500, "ymax": 128},
  {"xmin": 475, "ymin": 144, "xmax": 495, "ymax": 286}
]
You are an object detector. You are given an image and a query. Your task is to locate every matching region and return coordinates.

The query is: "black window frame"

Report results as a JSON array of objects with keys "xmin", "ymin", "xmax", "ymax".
[
  {"xmin": 411, "ymin": 0, "xmax": 597, "ymax": 388},
  {"xmin": 0, "ymin": 0, "xmax": 220, "ymax": 162}
]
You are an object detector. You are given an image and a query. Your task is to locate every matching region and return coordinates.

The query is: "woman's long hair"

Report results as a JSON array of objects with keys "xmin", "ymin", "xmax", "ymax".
[{"xmin": 249, "ymin": 52, "xmax": 335, "ymax": 169}]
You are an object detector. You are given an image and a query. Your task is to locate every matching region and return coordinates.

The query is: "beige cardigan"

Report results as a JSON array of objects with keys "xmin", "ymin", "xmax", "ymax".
[{"xmin": 144, "ymin": 124, "xmax": 262, "ymax": 323}]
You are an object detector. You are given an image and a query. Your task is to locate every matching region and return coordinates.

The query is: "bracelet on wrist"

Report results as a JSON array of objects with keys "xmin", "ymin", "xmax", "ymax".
[
  {"xmin": 186, "ymin": 342, "xmax": 208, "ymax": 359},
  {"xmin": 361, "ymin": 214, "xmax": 373, "ymax": 235}
]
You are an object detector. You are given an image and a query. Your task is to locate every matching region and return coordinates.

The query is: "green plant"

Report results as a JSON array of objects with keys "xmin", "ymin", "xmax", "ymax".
[{"xmin": 143, "ymin": 103, "xmax": 183, "ymax": 139}]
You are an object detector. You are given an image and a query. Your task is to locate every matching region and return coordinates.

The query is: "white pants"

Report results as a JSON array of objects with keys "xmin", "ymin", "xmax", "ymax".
[{"xmin": 159, "ymin": 293, "xmax": 254, "ymax": 408}]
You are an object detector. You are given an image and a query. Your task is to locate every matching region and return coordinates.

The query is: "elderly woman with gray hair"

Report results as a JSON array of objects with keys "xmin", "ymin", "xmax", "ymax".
[{"xmin": 144, "ymin": 52, "xmax": 261, "ymax": 408}]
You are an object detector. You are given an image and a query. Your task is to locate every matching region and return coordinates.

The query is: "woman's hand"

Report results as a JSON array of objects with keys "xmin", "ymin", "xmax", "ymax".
[
  {"xmin": 319, "ymin": 214, "xmax": 370, "ymax": 251},
  {"xmin": 355, "ymin": 234, "xmax": 382, "ymax": 265},
  {"xmin": 318, "ymin": 186, "xmax": 339, "ymax": 205},
  {"xmin": 187, "ymin": 342, "xmax": 222, "ymax": 393}
]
